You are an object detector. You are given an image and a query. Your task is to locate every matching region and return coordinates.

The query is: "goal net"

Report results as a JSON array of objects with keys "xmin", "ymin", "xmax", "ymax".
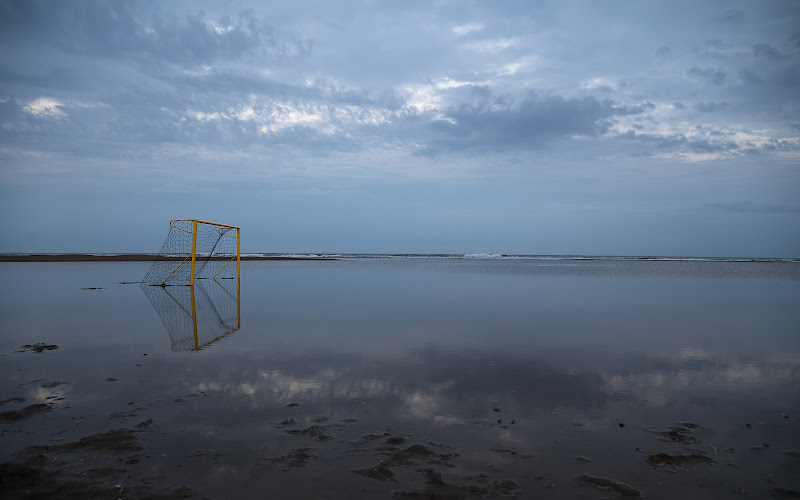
[{"xmin": 142, "ymin": 219, "xmax": 240, "ymax": 287}]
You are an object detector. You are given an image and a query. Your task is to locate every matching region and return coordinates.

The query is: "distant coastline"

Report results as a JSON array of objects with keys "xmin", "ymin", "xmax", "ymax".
[
  {"xmin": 0, "ymin": 254, "xmax": 337, "ymax": 262},
  {"xmin": 0, "ymin": 253, "xmax": 796, "ymax": 263}
]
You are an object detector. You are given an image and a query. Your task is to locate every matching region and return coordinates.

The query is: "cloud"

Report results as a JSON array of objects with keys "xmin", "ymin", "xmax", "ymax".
[
  {"xmin": 23, "ymin": 97, "xmax": 66, "ymax": 118},
  {"xmin": 721, "ymin": 9, "xmax": 745, "ymax": 23},
  {"xmin": 452, "ymin": 23, "xmax": 483, "ymax": 36},
  {"xmin": 0, "ymin": 1, "xmax": 308, "ymax": 67},
  {"xmin": 688, "ymin": 66, "xmax": 727, "ymax": 85},
  {"xmin": 463, "ymin": 37, "xmax": 518, "ymax": 53},
  {"xmin": 694, "ymin": 101, "xmax": 728, "ymax": 113},
  {"xmin": 418, "ymin": 92, "xmax": 662, "ymax": 155},
  {"xmin": 753, "ymin": 43, "xmax": 783, "ymax": 60},
  {"xmin": 655, "ymin": 45, "xmax": 672, "ymax": 64}
]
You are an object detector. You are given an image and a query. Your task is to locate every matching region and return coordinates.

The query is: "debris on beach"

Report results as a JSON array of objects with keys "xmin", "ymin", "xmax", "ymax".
[
  {"xmin": 0, "ymin": 403, "xmax": 51, "ymax": 421},
  {"xmin": 17, "ymin": 343, "xmax": 59, "ymax": 353},
  {"xmin": 578, "ymin": 474, "xmax": 644, "ymax": 499}
]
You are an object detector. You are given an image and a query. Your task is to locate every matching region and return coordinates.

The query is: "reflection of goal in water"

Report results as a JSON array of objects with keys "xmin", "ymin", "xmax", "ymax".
[
  {"xmin": 141, "ymin": 277, "xmax": 240, "ymax": 351},
  {"xmin": 141, "ymin": 219, "xmax": 241, "ymax": 351}
]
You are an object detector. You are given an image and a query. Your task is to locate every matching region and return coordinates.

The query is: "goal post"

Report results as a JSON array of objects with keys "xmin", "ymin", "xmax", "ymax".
[{"xmin": 142, "ymin": 219, "xmax": 240, "ymax": 287}]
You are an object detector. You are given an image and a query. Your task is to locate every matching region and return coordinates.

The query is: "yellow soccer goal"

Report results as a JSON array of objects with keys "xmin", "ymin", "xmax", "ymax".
[{"xmin": 142, "ymin": 219, "xmax": 240, "ymax": 287}]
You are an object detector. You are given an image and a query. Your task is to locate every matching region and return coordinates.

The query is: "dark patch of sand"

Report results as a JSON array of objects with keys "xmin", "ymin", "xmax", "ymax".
[
  {"xmin": 392, "ymin": 468, "xmax": 520, "ymax": 498},
  {"xmin": 354, "ymin": 465, "xmax": 397, "ymax": 482},
  {"xmin": 379, "ymin": 444, "xmax": 458, "ymax": 467},
  {"xmin": 578, "ymin": 474, "xmax": 644, "ymax": 499},
  {"xmin": 646, "ymin": 451, "xmax": 714, "ymax": 470},
  {"xmin": 285, "ymin": 425, "xmax": 334, "ymax": 442},
  {"xmin": 0, "ymin": 420, "xmax": 200, "ymax": 499},
  {"xmin": 275, "ymin": 418, "xmax": 298, "ymax": 428},
  {"xmin": 186, "ymin": 449, "xmax": 224, "ymax": 459},
  {"xmin": 0, "ymin": 403, "xmax": 51, "ymax": 421},
  {"xmin": 17, "ymin": 343, "xmax": 58, "ymax": 353},
  {"xmin": 267, "ymin": 448, "xmax": 318, "ymax": 468},
  {"xmin": 40, "ymin": 381, "xmax": 68, "ymax": 388},
  {"xmin": 772, "ymin": 488, "xmax": 800, "ymax": 499},
  {"xmin": 28, "ymin": 428, "xmax": 144, "ymax": 453},
  {"xmin": 653, "ymin": 424, "xmax": 701, "ymax": 444},
  {"xmin": 349, "ymin": 433, "xmax": 385, "ymax": 446},
  {"xmin": 0, "ymin": 397, "xmax": 25, "ymax": 406}
]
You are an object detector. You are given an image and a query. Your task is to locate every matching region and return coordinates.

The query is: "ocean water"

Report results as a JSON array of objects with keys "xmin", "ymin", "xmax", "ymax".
[{"xmin": 0, "ymin": 258, "xmax": 799, "ymax": 498}]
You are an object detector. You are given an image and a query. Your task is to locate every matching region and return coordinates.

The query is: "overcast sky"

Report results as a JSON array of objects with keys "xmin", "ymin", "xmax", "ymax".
[{"xmin": 1, "ymin": 0, "xmax": 798, "ymax": 256}]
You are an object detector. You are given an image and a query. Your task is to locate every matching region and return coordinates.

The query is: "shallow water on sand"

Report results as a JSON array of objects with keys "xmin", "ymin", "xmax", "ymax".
[{"xmin": 1, "ymin": 258, "xmax": 799, "ymax": 499}]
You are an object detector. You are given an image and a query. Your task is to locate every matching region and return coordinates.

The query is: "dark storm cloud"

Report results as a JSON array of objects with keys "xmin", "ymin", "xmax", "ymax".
[{"xmin": 420, "ymin": 92, "xmax": 653, "ymax": 155}]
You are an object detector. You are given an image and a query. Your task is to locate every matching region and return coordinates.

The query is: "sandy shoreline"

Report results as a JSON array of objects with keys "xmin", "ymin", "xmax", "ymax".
[{"xmin": 0, "ymin": 254, "xmax": 336, "ymax": 262}]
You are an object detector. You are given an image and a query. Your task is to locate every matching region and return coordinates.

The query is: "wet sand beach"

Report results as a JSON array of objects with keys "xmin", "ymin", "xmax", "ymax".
[{"xmin": 1, "ymin": 257, "xmax": 799, "ymax": 499}]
